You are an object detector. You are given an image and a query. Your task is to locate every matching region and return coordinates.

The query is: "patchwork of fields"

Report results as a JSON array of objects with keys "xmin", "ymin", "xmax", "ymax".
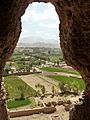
[{"xmin": 4, "ymin": 67, "xmax": 84, "ymax": 110}]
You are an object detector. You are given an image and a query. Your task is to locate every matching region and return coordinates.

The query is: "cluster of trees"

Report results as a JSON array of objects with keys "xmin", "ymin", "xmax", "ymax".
[
  {"xmin": 5, "ymin": 57, "xmax": 42, "ymax": 74},
  {"xmin": 35, "ymin": 84, "xmax": 46, "ymax": 97},
  {"xmin": 35, "ymin": 84, "xmax": 57, "ymax": 98},
  {"xmin": 4, "ymin": 47, "xmax": 64, "ymax": 74},
  {"xmin": 58, "ymin": 81, "xmax": 80, "ymax": 95},
  {"xmin": 35, "ymin": 82, "xmax": 80, "ymax": 99}
]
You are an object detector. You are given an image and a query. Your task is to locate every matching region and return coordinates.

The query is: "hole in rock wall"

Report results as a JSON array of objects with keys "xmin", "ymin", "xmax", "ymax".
[
  {"xmin": 5, "ymin": 2, "xmax": 63, "ymax": 73},
  {"xmin": 4, "ymin": 2, "xmax": 85, "ymax": 116},
  {"xmin": 20, "ymin": 2, "xmax": 60, "ymax": 46}
]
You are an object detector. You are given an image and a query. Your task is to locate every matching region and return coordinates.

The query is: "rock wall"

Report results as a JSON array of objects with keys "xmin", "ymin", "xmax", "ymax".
[
  {"xmin": 0, "ymin": 0, "xmax": 90, "ymax": 120},
  {"xmin": 9, "ymin": 107, "xmax": 56, "ymax": 118}
]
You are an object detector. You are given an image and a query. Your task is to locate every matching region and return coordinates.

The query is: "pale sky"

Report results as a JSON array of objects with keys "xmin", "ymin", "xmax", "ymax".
[{"xmin": 19, "ymin": 2, "xmax": 59, "ymax": 43}]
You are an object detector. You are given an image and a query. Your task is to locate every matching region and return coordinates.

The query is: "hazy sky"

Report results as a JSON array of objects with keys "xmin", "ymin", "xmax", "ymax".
[{"xmin": 19, "ymin": 2, "xmax": 59, "ymax": 43}]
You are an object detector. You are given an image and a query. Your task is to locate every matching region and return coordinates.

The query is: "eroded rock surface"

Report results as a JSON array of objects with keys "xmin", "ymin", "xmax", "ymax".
[{"xmin": 0, "ymin": 0, "xmax": 90, "ymax": 120}]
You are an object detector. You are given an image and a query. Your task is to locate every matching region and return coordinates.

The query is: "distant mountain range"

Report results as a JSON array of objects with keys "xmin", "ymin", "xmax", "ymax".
[
  {"xmin": 17, "ymin": 42, "xmax": 60, "ymax": 48},
  {"xmin": 17, "ymin": 36, "xmax": 60, "ymax": 48}
]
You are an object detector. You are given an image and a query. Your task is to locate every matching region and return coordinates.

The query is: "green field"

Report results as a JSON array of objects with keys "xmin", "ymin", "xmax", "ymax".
[
  {"xmin": 7, "ymin": 99, "xmax": 32, "ymax": 109},
  {"xmin": 4, "ymin": 76, "xmax": 37, "ymax": 99},
  {"xmin": 49, "ymin": 75, "xmax": 84, "ymax": 92},
  {"xmin": 40, "ymin": 67, "xmax": 79, "ymax": 75}
]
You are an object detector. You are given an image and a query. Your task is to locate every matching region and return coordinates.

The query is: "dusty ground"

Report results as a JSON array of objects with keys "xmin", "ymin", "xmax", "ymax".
[
  {"xmin": 19, "ymin": 72, "xmax": 81, "ymax": 94},
  {"xmin": 34, "ymin": 95, "xmax": 80, "ymax": 105},
  {"xmin": 11, "ymin": 114, "xmax": 50, "ymax": 120},
  {"xmin": 13, "ymin": 73, "xmax": 81, "ymax": 120},
  {"xmin": 10, "ymin": 95, "xmax": 80, "ymax": 120},
  {"xmin": 19, "ymin": 74, "xmax": 59, "ymax": 93},
  {"xmin": 10, "ymin": 105, "xmax": 69, "ymax": 120}
]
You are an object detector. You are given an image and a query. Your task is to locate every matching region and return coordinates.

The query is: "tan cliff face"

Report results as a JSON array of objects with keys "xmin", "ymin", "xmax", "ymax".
[{"xmin": 0, "ymin": 0, "xmax": 90, "ymax": 120}]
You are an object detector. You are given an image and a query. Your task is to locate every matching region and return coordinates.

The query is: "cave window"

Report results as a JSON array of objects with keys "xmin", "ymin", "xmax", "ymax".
[{"xmin": 19, "ymin": 2, "xmax": 60, "ymax": 48}]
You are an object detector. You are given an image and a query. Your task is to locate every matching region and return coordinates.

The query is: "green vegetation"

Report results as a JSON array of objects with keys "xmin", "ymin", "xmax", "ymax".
[
  {"xmin": 49, "ymin": 55, "xmax": 63, "ymax": 63},
  {"xmin": 7, "ymin": 99, "xmax": 32, "ymax": 109},
  {"xmin": 4, "ymin": 76, "xmax": 37, "ymax": 99},
  {"xmin": 35, "ymin": 83, "xmax": 46, "ymax": 96},
  {"xmin": 49, "ymin": 75, "xmax": 84, "ymax": 92},
  {"xmin": 40, "ymin": 67, "xmax": 79, "ymax": 75},
  {"xmin": 5, "ymin": 47, "xmax": 63, "ymax": 72},
  {"xmin": 5, "ymin": 76, "xmax": 37, "ymax": 109}
]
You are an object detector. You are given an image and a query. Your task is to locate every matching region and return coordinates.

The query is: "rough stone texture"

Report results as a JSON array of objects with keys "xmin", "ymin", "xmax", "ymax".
[
  {"xmin": 0, "ymin": 74, "xmax": 9, "ymax": 120},
  {"xmin": 58, "ymin": 1, "xmax": 90, "ymax": 120},
  {"xmin": 69, "ymin": 100, "xmax": 90, "ymax": 120},
  {"xmin": 0, "ymin": 0, "xmax": 90, "ymax": 120}
]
